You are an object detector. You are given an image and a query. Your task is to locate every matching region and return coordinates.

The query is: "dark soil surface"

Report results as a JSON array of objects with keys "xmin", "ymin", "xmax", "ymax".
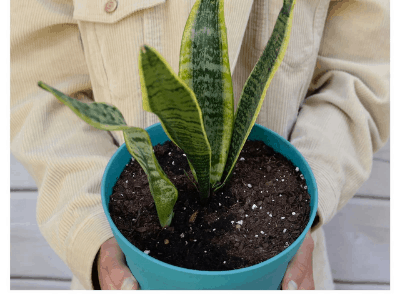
[{"xmin": 109, "ymin": 140, "xmax": 311, "ymax": 271}]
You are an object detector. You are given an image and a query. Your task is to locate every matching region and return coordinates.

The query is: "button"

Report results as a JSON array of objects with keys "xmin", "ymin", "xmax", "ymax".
[{"xmin": 105, "ymin": 0, "xmax": 118, "ymax": 13}]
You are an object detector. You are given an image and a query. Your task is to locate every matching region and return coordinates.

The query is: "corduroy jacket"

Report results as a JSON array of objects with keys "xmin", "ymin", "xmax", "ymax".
[{"xmin": 11, "ymin": 0, "xmax": 389, "ymax": 289}]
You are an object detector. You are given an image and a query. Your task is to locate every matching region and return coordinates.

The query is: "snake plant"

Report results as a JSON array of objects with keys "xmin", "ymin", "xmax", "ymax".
[{"xmin": 38, "ymin": 0, "xmax": 296, "ymax": 228}]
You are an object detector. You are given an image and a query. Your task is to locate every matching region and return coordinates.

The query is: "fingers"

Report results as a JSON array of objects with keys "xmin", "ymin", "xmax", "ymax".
[
  {"xmin": 97, "ymin": 237, "xmax": 140, "ymax": 290},
  {"xmin": 283, "ymin": 230, "xmax": 315, "ymax": 290}
]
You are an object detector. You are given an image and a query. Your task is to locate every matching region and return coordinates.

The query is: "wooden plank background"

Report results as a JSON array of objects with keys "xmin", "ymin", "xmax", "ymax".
[{"xmin": 10, "ymin": 139, "xmax": 390, "ymax": 290}]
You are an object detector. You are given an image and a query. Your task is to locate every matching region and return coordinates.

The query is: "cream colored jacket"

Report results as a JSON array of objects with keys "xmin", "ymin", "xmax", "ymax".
[{"xmin": 11, "ymin": 0, "xmax": 389, "ymax": 290}]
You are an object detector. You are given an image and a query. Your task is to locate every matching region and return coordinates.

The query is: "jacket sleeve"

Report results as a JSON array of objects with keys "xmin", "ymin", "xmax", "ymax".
[
  {"xmin": 11, "ymin": 1, "xmax": 121, "ymax": 289},
  {"xmin": 289, "ymin": 0, "xmax": 390, "ymax": 229}
]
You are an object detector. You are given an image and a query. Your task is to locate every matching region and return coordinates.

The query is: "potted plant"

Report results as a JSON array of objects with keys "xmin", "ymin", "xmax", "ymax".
[{"xmin": 38, "ymin": 0, "xmax": 317, "ymax": 290}]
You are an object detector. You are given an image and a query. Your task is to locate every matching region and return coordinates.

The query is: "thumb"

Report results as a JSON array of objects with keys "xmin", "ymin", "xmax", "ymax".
[
  {"xmin": 282, "ymin": 231, "xmax": 315, "ymax": 290},
  {"xmin": 98, "ymin": 237, "xmax": 140, "ymax": 290}
]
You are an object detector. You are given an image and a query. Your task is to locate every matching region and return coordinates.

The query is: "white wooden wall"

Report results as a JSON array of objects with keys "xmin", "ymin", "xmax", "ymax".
[{"xmin": 10, "ymin": 140, "xmax": 390, "ymax": 290}]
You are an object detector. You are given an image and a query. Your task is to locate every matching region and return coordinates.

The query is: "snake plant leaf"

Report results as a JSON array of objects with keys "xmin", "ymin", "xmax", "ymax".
[
  {"xmin": 38, "ymin": 81, "xmax": 130, "ymax": 131},
  {"xmin": 38, "ymin": 81, "xmax": 178, "ymax": 227},
  {"xmin": 218, "ymin": 0, "xmax": 296, "ymax": 189},
  {"xmin": 179, "ymin": 0, "xmax": 234, "ymax": 186},
  {"xmin": 123, "ymin": 128, "xmax": 178, "ymax": 227},
  {"xmin": 139, "ymin": 45, "xmax": 211, "ymax": 202}
]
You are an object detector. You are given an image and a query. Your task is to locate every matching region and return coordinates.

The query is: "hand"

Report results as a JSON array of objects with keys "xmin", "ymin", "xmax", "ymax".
[
  {"xmin": 97, "ymin": 237, "xmax": 140, "ymax": 290},
  {"xmin": 282, "ymin": 230, "xmax": 315, "ymax": 290}
]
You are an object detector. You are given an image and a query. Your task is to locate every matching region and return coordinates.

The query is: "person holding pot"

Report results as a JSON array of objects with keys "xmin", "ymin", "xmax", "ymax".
[{"xmin": 10, "ymin": 0, "xmax": 389, "ymax": 290}]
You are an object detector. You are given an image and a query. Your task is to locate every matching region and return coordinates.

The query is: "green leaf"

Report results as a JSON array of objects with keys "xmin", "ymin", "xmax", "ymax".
[
  {"xmin": 38, "ymin": 81, "xmax": 178, "ymax": 227},
  {"xmin": 38, "ymin": 82, "xmax": 130, "ymax": 131},
  {"xmin": 139, "ymin": 45, "xmax": 211, "ymax": 202},
  {"xmin": 124, "ymin": 128, "xmax": 178, "ymax": 227},
  {"xmin": 218, "ymin": 0, "xmax": 296, "ymax": 189},
  {"xmin": 179, "ymin": 0, "xmax": 234, "ymax": 185}
]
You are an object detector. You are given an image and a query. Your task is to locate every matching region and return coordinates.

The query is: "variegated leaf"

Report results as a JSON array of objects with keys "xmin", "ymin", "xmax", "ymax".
[
  {"xmin": 38, "ymin": 81, "xmax": 178, "ymax": 227},
  {"xmin": 38, "ymin": 82, "xmax": 129, "ymax": 131},
  {"xmin": 179, "ymin": 0, "xmax": 234, "ymax": 186},
  {"xmin": 139, "ymin": 45, "xmax": 211, "ymax": 202},
  {"xmin": 219, "ymin": 0, "xmax": 296, "ymax": 189},
  {"xmin": 124, "ymin": 128, "xmax": 178, "ymax": 227}
]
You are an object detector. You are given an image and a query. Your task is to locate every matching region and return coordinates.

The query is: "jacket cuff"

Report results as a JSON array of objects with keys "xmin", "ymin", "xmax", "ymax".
[{"xmin": 67, "ymin": 208, "xmax": 114, "ymax": 290}]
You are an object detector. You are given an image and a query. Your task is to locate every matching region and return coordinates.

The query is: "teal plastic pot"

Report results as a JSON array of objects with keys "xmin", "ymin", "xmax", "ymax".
[{"xmin": 101, "ymin": 123, "xmax": 318, "ymax": 290}]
